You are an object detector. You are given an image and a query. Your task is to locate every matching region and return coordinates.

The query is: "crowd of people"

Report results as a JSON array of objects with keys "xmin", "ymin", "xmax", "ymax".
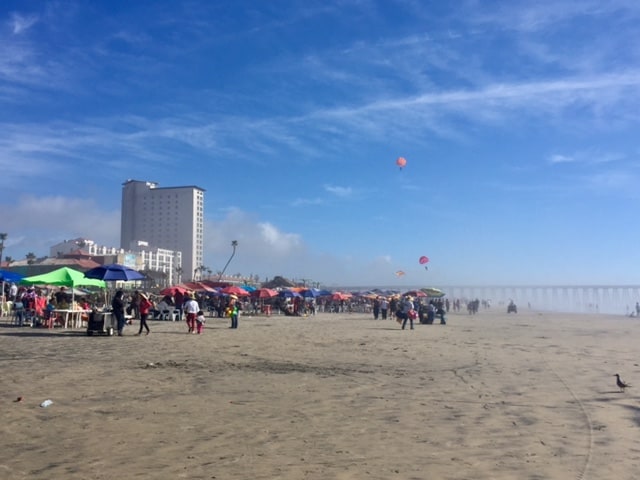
[
  {"xmin": 108, "ymin": 289, "xmax": 243, "ymax": 336},
  {"xmin": 3, "ymin": 281, "xmax": 467, "ymax": 334},
  {"xmin": 2, "ymin": 283, "xmax": 95, "ymax": 327},
  {"xmin": 371, "ymin": 295, "xmax": 448, "ymax": 329}
]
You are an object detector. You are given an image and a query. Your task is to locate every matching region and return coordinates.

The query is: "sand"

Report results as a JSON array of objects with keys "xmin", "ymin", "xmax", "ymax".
[{"xmin": 1, "ymin": 309, "xmax": 639, "ymax": 479}]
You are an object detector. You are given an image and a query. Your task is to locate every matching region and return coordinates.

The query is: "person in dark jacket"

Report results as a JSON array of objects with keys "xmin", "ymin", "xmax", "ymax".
[{"xmin": 112, "ymin": 290, "xmax": 126, "ymax": 336}]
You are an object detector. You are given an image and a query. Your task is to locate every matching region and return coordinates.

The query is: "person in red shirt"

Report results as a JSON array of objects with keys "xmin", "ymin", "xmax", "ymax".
[{"xmin": 137, "ymin": 293, "xmax": 153, "ymax": 335}]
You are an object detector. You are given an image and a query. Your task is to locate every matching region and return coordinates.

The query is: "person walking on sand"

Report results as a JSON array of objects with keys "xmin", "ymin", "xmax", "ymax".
[
  {"xmin": 137, "ymin": 292, "xmax": 153, "ymax": 335},
  {"xmin": 400, "ymin": 296, "xmax": 415, "ymax": 330},
  {"xmin": 183, "ymin": 294, "xmax": 199, "ymax": 333},
  {"xmin": 380, "ymin": 297, "xmax": 389, "ymax": 320},
  {"xmin": 112, "ymin": 290, "xmax": 126, "ymax": 336},
  {"xmin": 195, "ymin": 310, "xmax": 206, "ymax": 334}
]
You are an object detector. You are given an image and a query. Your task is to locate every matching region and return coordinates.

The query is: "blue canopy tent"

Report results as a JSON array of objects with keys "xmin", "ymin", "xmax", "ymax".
[
  {"xmin": 1, "ymin": 270, "xmax": 25, "ymax": 312},
  {"xmin": 301, "ymin": 288, "xmax": 322, "ymax": 298},
  {"xmin": 278, "ymin": 289, "xmax": 301, "ymax": 298},
  {"xmin": 0, "ymin": 270, "xmax": 25, "ymax": 283}
]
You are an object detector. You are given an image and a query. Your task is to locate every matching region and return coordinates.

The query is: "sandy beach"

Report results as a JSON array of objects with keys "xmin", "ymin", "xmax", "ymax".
[{"xmin": 1, "ymin": 309, "xmax": 639, "ymax": 479}]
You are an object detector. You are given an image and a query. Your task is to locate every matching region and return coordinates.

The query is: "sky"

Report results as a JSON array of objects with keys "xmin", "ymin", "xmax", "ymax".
[{"xmin": 1, "ymin": 0, "xmax": 640, "ymax": 287}]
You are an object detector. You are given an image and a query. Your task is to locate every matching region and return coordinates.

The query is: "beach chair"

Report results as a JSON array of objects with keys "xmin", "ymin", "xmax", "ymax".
[
  {"xmin": 1, "ymin": 299, "xmax": 11, "ymax": 317},
  {"xmin": 160, "ymin": 309, "xmax": 179, "ymax": 321}
]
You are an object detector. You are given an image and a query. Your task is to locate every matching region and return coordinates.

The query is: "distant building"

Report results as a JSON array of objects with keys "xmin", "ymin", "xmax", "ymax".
[
  {"xmin": 120, "ymin": 180, "xmax": 204, "ymax": 281},
  {"xmin": 49, "ymin": 237, "xmax": 182, "ymax": 286},
  {"xmin": 137, "ymin": 243, "xmax": 183, "ymax": 286},
  {"xmin": 6, "ymin": 256, "xmax": 101, "ymax": 276}
]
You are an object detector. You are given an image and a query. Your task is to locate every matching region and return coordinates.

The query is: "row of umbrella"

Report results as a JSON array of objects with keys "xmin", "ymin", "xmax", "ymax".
[
  {"xmin": 159, "ymin": 285, "xmax": 281, "ymax": 298},
  {"xmin": 16, "ymin": 264, "xmax": 145, "ymax": 287},
  {"xmin": 3, "ymin": 264, "xmax": 446, "ymax": 301},
  {"xmin": 159, "ymin": 284, "xmax": 331, "ymax": 298},
  {"xmin": 157, "ymin": 283, "xmax": 446, "ymax": 301},
  {"xmin": 158, "ymin": 284, "xmax": 359, "ymax": 302}
]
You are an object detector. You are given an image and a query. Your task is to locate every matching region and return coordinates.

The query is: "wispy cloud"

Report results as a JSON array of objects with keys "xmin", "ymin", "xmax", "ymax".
[
  {"xmin": 324, "ymin": 184, "xmax": 353, "ymax": 197},
  {"xmin": 549, "ymin": 154, "xmax": 575, "ymax": 164},
  {"xmin": 376, "ymin": 255, "xmax": 392, "ymax": 264},
  {"xmin": 292, "ymin": 197, "xmax": 324, "ymax": 207},
  {"xmin": 203, "ymin": 208, "xmax": 303, "ymax": 259},
  {"xmin": 292, "ymin": 185, "xmax": 356, "ymax": 208},
  {"xmin": 0, "ymin": 194, "xmax": 120, "ymax": 255},
  {"xmin": 2, "ymin": 0, "xmax": 640, "ymax": 178},
  {"xmin": 326, "ymin": 72, "xmax": 640, "ymax": 116},
  {"xmin": 1, "ymin": 67, "xmax": 639, "ymax": 185},
  {"xmin": 470, "ymin": 1, "xmax": 640, "ymax": 33},
  {"xmin": 583, "ymin": 170, "xmax": 638, "ymax": 192},
  {"xmin": 549, "ymin": 150, "xmax": 626, "ymax": 165},
  {"xmin": 258, "ymin": 223, "xmax": 303, "ymax": 254},
  {"xmin": 9, "ymin": 13, "xmax": 39, "ymax": 34}
]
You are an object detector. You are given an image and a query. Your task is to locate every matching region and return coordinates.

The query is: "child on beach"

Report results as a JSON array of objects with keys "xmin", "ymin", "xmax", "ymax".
[{"xmin": 196, "ymin": 310, "xmax": 206, "ymax": 334}]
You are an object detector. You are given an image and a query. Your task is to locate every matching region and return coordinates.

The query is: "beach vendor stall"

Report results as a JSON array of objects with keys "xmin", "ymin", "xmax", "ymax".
[
  {"xmin": 86, "ymin": 308, "xmax": 117, "ymax": 336},
  {"xmin": 21, "ymin": 267, "xmax": 106, "ymax": 328}
]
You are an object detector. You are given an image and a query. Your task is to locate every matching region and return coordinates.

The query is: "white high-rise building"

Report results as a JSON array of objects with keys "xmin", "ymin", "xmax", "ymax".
[{"xmin": 120, "ymin": 180, "xmax": 205, "ymax": 281}]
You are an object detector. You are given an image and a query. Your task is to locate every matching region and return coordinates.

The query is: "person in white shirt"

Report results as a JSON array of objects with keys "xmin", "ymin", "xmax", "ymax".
[{"xmin": 183, "ymin": 295, "xmax": 200, "ymax": 334}]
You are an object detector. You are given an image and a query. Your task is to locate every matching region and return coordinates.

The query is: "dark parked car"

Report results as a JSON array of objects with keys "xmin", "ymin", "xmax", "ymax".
[{"xmin": 507, "ymin": 301, "xmax": 517, "ymax": 313}]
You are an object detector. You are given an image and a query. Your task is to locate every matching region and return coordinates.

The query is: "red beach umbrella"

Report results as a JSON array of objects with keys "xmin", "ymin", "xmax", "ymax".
[
  {"xmin": 221, "ymin": 285, "xmax": 250, "ymax": 296},
  {"xmin": 331, "ymin": 292, "xmax": 352, "ymax": 301},
  {"xmin": 251, "ymin": 288, "xmax": 278, "ymax": 299},
  {"xmin": 160, "ymin": 285, "xmax": 191, "ymax": 296}
]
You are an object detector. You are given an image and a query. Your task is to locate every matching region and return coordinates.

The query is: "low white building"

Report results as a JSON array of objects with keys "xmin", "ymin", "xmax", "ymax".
[
  {"xmin": 49, "ymin": 237, "xmax": 182, "ymax": 286},
  {"xmin": 136, "ymin": 242, "xmax": 183, "ymax": 286}
]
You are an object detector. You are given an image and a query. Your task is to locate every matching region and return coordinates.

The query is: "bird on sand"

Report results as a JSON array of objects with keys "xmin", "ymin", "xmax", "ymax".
[{"xmin": 614, "ymin": 374, "xmax": 630, "ymax": 392}]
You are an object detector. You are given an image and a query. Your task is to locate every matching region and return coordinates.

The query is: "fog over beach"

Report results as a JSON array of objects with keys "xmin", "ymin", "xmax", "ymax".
[{"xmin": 332, "ymin": 285, "xmax": 640, "ymax": 315}]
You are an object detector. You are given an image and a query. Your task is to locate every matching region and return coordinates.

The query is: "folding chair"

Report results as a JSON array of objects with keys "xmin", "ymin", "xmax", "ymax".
[{"xmin": 160, "ymin": 309, "xmax": 179, "ymax": 321}]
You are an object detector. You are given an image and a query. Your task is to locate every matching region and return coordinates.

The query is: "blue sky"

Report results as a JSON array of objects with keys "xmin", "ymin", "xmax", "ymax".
[{"xmin": 1, "ymin": 0, "xmax": 640, "ymax": 287}]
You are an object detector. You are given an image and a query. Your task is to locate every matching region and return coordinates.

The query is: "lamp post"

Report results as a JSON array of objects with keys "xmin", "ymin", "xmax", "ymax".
[{"xmin": 218, "ymin": 240, "xmax": 238, "ymax": 281}]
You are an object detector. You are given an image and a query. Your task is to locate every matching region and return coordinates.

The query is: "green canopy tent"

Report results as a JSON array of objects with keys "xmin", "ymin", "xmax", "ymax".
[{"xmin": 21, "ymin": 267, "xmax": 106, "ymax": 307}]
